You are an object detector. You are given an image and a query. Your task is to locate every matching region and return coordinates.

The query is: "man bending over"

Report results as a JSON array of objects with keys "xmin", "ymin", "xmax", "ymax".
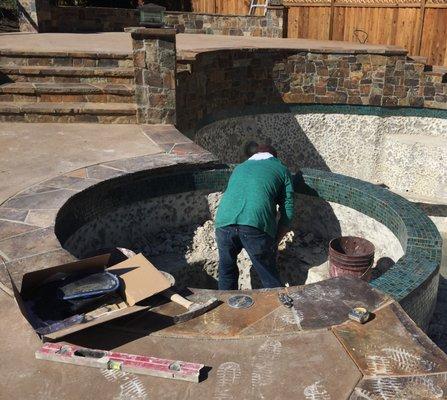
[{"xmin": 215, "ymin": 143, "xmax": 294, "ymax": 290}]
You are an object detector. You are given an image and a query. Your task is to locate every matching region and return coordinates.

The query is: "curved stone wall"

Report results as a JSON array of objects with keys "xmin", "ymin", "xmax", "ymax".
[
  {"xmin": 176, "ymin": 47, "xmax": 447, "ymax": 136},
  {"xmin": 55, "ymin": 165, "xmax": 441, "ymax": 329},
  {"xmin": 195, "ymin": 105, "xmax": 447, "ymax": 198}
]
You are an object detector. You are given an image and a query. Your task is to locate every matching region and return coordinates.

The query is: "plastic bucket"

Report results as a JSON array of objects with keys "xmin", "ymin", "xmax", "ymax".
[{"xmin": 328, "ymin": 236, "xmax": 375, "ymax": 282}]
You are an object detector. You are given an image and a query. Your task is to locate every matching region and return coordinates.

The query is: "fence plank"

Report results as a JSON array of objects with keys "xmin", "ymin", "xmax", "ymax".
[
  {"xmin": 288, "ymin": 6, "xmax": 332, "ymax": 39},
  {"xmin": 192, "ymin": 0, "xmax": 217, "ymax": 14},
  {"xmin": 211, "ymin": 0, "xmax": 251, "ymax": 15},
  {"xmin": 420, "ymin": 8, "xmax": 447, "ymax": 65}
]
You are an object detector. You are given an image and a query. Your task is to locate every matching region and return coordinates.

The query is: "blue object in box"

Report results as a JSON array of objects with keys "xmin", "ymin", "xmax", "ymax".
[{"xmin": 57, "ymin": 271, "xmax": 120, "ymax": 300}]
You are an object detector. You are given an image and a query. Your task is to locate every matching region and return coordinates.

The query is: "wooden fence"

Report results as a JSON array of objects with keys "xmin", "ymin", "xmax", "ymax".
[
  {"xmin": 285, "ymin": 0, "xmax": 447, "ymax": 66},
  {"xmin": 191, "ymin": 0, "xmax": 447, "ymax": 66},
  {"xmin": 191, "ymin": 0, "xmax": 252, "ymax": 14}
]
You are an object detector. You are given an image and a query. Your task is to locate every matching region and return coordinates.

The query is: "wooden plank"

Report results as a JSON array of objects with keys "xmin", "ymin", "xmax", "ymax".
[
  {"xmin": 329, "ymin": 0, "xmax": 336, "ymax": 39},
  {"xmin": 420, "ymin": 8, "xmax": 447, "ymax": 65},
  {"xmin": 331, "ymin": 6, "xmax": 346, "ymax": 40},
  {"xmin": 416, "ymin": 0, "xmax": 427, "ymax": 54},
  {"xmin": 287, "ymin": 6, "xmax": 332, "ymax": 38},
  {"xmin": 396, "ymin": 7, "xmax": 422, "ymax": 55},
  {"xmin": 192, "ymin": 0, "xmax": 217, "ymax": 14},
  {"xmin": 212, "ymin": 0, "xmax": 250, "ymax": 15}
]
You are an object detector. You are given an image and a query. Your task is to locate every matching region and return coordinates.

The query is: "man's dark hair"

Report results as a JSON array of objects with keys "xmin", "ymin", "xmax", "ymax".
[{"xmin": 244, "ymin": 141, "xmax": 259, "ymax": 158}]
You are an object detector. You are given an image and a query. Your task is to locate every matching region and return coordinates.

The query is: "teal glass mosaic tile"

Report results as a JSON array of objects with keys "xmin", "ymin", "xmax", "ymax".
[{"xmin": 55, "ymin": 164, "xmax": 442, "ymax": 328}]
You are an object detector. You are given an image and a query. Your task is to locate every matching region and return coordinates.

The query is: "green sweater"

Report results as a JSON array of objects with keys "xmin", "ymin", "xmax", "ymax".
[{"xmin": 215, "ymin": 157, "xmax": 294, "ymax": 238}]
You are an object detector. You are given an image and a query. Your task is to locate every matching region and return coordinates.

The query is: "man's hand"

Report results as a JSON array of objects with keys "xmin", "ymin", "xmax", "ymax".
[{"xmin": 276, "ymin": 224, "xmax": 290, "ymax": 246}]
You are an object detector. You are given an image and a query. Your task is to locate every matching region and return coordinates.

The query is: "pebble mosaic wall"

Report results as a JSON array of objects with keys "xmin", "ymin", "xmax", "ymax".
[
  {"xmin": 59, "ymin": 189, "xmax": 403, "ymax": 290},
  {"xmin": 195, "ymin": 106, "xmax": 447, "ymax": 198}
]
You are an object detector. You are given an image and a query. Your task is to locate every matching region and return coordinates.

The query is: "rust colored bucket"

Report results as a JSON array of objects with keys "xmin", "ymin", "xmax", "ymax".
[{"xmin": 329, "ymin": 236, "xmax": 375, "ymax": 282}]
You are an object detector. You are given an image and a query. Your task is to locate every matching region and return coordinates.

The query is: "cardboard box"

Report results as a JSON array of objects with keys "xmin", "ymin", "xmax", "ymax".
[{"xmin": 9, "ymin": 253, "xmax": 172, "ymax": 341}]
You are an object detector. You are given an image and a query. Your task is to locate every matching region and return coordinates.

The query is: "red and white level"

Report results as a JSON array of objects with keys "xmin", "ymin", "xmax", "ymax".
[{"xmin": 36, "ymin": 342, "xmax": 204, "ymax": 383}]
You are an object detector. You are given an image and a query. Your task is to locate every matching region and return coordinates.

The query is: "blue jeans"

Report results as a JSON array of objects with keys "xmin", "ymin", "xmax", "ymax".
[{"xmin": 215, "ymin": 225, "xmax": 281, "ymax": 290}]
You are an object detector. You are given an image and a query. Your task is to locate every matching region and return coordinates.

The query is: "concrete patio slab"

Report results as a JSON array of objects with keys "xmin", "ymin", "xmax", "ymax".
[{"xmin": 0, "ymin": 122, "xmax": 163, "ymax": 202}]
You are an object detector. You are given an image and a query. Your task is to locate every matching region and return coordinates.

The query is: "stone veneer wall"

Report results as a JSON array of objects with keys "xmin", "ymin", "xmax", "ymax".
[
  {"xmin": 176, "ymin": 49, "xmax": 447, "ymax": 133},
  {"xmin": 127, "ymin": 28, "xmax": 177, "ymax": 125},
  {"xmin": 41, "ymin": 5, "xmax": 139, "ymax": 32},
  {"xmin": 164, "ymin": 9, "xmax": 284, "ymax": 38},
  {"xmin": 27, "ymin": 5, "xmax": 284, "ymax": 37}
]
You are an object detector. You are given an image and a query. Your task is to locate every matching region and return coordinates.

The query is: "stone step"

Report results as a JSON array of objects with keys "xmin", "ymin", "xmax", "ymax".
[
  {"xmin": 0, "ymin": 102, "xmax": 137, "ymax": 123},
  {"xmin": 0, "ymin": 65, "xmax": 134, "ymax": 84},
  {"xmin": 0, "ymin": 82, "xmax": 135, "ymax": 103},
  {"xmin": 0, "ymin": 50, "xmax": 133, "ymax": 68}
]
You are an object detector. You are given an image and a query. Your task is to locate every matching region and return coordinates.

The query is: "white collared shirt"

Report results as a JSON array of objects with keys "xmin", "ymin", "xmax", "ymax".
[{"xmin": 248, "ymin": 152, "xmax": 274, "ymax": 161}]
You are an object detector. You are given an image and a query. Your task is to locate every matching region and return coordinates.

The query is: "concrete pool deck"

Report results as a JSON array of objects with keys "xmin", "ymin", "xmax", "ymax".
[{"xmin": 3, "ymin": 268, "xmax": 447, "ymax": 399}]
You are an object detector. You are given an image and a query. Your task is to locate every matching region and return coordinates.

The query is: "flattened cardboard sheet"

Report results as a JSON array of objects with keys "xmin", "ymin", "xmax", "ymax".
[{"xmin": 108, "ymin": 253, "xmax": 172, "ymax": 306}]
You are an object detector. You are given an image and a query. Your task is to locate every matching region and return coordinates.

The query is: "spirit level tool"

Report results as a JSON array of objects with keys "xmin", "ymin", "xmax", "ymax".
[{"xmin": 36, "ymin": 342, "xmax": 205, "ymax": 383}]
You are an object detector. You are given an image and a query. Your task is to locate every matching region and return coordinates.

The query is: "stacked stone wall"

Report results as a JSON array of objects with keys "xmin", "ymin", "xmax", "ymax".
[
  {"xmin": 128, "ymin": 28, "xmax": 177, "ymax": 125},
  {"xmin": 25, "ymin": 4, "xmax": 283, "ymax": 37},
  {"xmin": 176, "ymin": 49, "xmax": 447, "ymax": 132},
  {"xmin": 165, "ymin": 9, "xmax": 283, "ymax": 38},
  {"xmin": 41, "ymin": 5, "xmax": 139, "ymax": 32}
]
